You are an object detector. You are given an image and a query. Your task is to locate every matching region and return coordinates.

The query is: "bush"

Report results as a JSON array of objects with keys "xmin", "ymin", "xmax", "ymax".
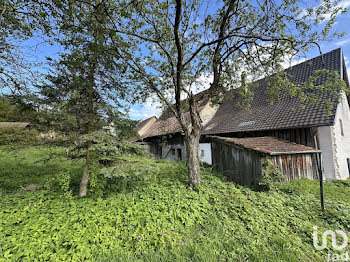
[
  {"xmin": 0, "ymin": 127, "xmax": 40, "ymax": 145},
  {"xmin": 68, "ymin": 131, "xmax": 150, "ymax": 165},
  {"xmin": 259, "ymin": 158, "xmax": 285, "ymax": 190},
  {"xmin": 44, "ymin": 169, "xmax": 72, "ymax": 198}
]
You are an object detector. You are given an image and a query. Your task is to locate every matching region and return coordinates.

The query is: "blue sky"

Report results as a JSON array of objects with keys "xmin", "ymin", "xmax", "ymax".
[
  {"xmin": 129, "ymin": 1, "xmax": 350, "ymax": 120},
  {"xmin": 15, "ymin": 1, "xmax": 350, "ymax": 121}
]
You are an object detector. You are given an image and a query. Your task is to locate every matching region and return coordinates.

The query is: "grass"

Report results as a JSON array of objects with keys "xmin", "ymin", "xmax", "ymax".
[
  {"xmin": 0, "ymin": 145, "xmax": 83, "ymax": 193},
  {"xmin": 1, "ymin": 145, "xmax": 350, "ymax": 261}
]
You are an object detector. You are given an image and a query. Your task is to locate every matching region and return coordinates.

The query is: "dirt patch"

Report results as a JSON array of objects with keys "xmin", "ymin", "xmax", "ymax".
[{"xmin": 22, "ymin": 184, "xmax": 40, "ymax": 191}]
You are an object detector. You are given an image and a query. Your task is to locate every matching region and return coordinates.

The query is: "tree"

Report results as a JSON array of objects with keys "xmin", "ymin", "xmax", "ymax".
[
  {"xmin": 0, "ymin": 97, "xmax": 15, "ymax": 121},
  {"xmin": 39, "ymin": 1, "xmax": 137, "ymax": 197},
  {"xmin": 94, "ymin": 0, "xmax": 347, "ymax": 187},
  {"xmin": 0, "ymin": 0, "xmax": 57, "ymax": 94},
  {"xmin": 0, "ymin": 95, "xmax": 38, "ymax": 122}
]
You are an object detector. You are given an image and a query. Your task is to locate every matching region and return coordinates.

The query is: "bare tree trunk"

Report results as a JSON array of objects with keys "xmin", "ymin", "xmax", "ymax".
[
  {"xmin": 185, "ymin": 93, "xmax": 202, "ymax": 187},
  {"xmin": 173, "ymin": 0, "xmax": 202, "ymax": 187},
  {"xmin": 79, "ymin": 50, "xmax": 96, "ymax": 197},
  {"xmin": 185, "ymin": 132, "xmax": 201, "ymax": 187},
  {"xmin": 79, "ymin": 144, "xmax": 90, "ymax": 197},
  {"xmin": 79, "ymin": 85, "xmax": 93, "ymax": 197}
]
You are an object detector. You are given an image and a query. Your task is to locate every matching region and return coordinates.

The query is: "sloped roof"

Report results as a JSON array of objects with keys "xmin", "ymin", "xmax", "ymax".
[
  {"xmin": 137, "ymin": 116, "xmax": 157, "ymax": 135},
  {"xmin": 141, "ymin": 90, "xmax": 210, "ymax": 138},
  {"xmin": 0, "ymin": 122, "xmax": 31, "ymax": 128},
  {"xmin": 203, "ymin": 48, "xmax": 343, "ymax": 135},
  {"xmin": 137, "ymin": 116, "xmax": 156, "ymax": 130},
  {"xmin": 210, "ymin": 136, "xmax": 321, "ymax": 155},
  {"xmin": 142, "ymin": 48, "xmax": 346, "ymax": 139},
  {"xmin": 141, "ymin": 116, "xmax": 181, "ymax": 138}
]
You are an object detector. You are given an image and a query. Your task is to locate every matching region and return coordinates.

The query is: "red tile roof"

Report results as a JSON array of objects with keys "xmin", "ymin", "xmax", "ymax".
[
  {"xmin": 141, "ymin": 115, "xmax": 181, "ymax": 138},
  {"xmin": 142, "ymin": 91, "xmax": 210, "ymax": 138}
]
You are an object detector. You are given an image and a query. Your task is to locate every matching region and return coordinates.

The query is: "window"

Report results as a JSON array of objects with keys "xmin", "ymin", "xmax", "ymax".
[
  {"xmin": 177, "ymin": 148, "xmax": 182, "ymax": 161},
  {"xmin": 340, "ymin": 119, "xmax": 344, "ymax": 136},
  {"xmin": 347, "ymin": 158, "xmax": 350, "ymax": 176},
  {"xmin": 171, "ymin": 148, "xmax": 175, "ymax": 155}
]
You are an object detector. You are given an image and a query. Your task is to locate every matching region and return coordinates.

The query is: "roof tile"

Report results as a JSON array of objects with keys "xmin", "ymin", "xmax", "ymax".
[{"xmin": 210, "ymin": 136, "xmax": 321, "ymax": 155}]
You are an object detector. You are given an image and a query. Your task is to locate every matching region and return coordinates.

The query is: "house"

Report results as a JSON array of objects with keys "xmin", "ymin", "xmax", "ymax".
[
  {"xmin": 138, "ymin": 48, "xmax": 350, "ymax": 182},
  {"xmin": 137, "ymin": 116, "xmax": 157, "ymax": 137},
  {"xmin": 138, "ymin": 91, "xmax": 218, "ymax": 163}
]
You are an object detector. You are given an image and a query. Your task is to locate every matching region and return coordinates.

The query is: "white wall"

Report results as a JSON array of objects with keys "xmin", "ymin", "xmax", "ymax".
[
  {"xmin": 160, "ymin": 143, "xmax": 212, "ymax": 165},
  {"xmin": 161, "ymin": 144, "xmax": 186, "ymax": 161},
  {"xmin": 318, "ymin": 125, "xmax": 337, "ymax": 179},
  {"xmin": 333, "ymin": 92, "xmax": 350, "ymax": 179},
  {"xmin": 199, "ymin": 143, "xmax": 212, "ymax": 165},
  {"xmin": 318, "ymin": 92, "xmax": 350, "ymax": 180}
]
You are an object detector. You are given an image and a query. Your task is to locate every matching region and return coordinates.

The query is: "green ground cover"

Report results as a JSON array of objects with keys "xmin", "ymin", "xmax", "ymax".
[{"xmin": 0, "ymin": 145, "xmax": 349, "ymax": 261}]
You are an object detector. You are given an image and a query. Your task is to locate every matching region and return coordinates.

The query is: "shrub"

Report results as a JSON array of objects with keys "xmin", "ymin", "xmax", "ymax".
[
  {"xmin": 68, "ymin": 131, "xmax": 150, "ymax": 164},
  {"xmin": 259, "ymin": 158, "xmax": 285, "ymax": 190},
  {"xmin": 0, "ymin": 127, "xmax": 40, "ymax": 145},
  {"xmin": 44, "ymin": 169, "xmax": 72, "ymax": 198}
]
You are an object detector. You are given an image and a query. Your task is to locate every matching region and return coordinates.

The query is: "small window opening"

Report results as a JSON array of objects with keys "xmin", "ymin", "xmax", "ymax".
[
  {"xmin": 177, "ymin": 148, "xmax": 182, "ymax": 161},
  {"xmin": 171, "ymin": 148, "xmax": 175, "ymax": 155},
  {"xmin": 347, "ymin": 158, "xmax": 350, "ymax": 176},
  {"xmin": 340, "ymin": 119, "xmax": 344, "ymax": 136}
]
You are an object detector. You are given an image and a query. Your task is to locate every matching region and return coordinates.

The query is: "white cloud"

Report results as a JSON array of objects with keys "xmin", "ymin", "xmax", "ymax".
[
  {"xmin": 344, "ymin": 56, "xmax": 350, "ymax": 78},
  {"xmin": 340, "ymin": 0, "xmax": 350, "ymax": 8},
  {"xmin": 129, "ymin": 73, "xmax": 214, "ymax": 120},
  {"xmin": 188, "ymin": 73, "xmax": 213, "ymax": 94},
  {"xmin": 129, "ymin": 94, "xmax": 164, "ymax": 120},
  {"xmin": 282, "ymin": 55, "xmax": 307, "ymax": 69},
  {"xmin": 299, "ymin": 0, "xmax": 350, "ymax": 23},
  {"xmin": 322, "ymin": 0, "xmax": 350, "ymax": 21},
  {"xmin": 336, "ymin": 38, "xmax": 350, "ymax": 46}
]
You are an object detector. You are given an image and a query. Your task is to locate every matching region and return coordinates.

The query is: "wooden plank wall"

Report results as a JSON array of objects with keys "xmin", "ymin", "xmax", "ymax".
[
  {"xmin": 212, "ymin": 140, "xmax": 319, "ymax": 187},
  {"xmin": 211, "ymin": 141, "xmax": 261, "ymax": 186},
  {"xmin": 149, "ymin": 143, "xmax": 162, "ymax": 159},
  {"xmin": 268, "ymin": 154, "xmax": 319, "ymax": 182},
  {"xmin": 218, "ymin": 127, "xmax": 317, "ymax": 148}
]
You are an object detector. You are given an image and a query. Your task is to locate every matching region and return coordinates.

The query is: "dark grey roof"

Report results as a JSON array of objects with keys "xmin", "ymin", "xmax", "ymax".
[{"xmin": 203, "ymin": 48, "xmax": 344, "ymax": 135}]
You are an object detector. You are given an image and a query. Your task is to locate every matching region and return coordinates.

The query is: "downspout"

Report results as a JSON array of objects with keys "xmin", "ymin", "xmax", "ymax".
[{"xmin": 314, "ymin": 134, "xmax": 325, "ymax": 211}]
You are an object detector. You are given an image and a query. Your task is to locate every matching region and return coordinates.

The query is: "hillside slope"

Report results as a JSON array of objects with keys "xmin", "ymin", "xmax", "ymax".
[{"xmin": 0, "ymin": 146, "xmax": 350, "ymax": 261}]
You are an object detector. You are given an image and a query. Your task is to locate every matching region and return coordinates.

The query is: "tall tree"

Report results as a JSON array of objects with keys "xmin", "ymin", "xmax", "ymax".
[
  {"xmin": 40, "ymin": 1, "xmax": 135, "ymax": 196},
  {"xmin": 96, "ymin": 0, "xmax": 346, "ymax": 187},
  {"xmin": 0, "ymin": 0, "xmax": 57, "ymax": 94}
]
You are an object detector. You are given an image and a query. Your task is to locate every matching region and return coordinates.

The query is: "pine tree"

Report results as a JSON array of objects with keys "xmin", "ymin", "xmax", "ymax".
[{"xmin": 39, "ymin": 1, "xmax": 137, "ymax": 196}]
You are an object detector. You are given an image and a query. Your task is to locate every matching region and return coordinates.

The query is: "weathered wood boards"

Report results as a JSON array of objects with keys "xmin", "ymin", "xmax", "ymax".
[{"xmin": 211, "ymin": 136, "xmax": 319, "ymax": 186}]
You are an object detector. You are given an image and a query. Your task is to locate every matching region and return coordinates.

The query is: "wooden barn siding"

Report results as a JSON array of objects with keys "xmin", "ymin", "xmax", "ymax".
[
  {"xmin": 218, "ymin": 127, "xmax": 317, "ymax": 148},
  {"xmin": 212, "ymin": 141, "xmax": 319, "ymax": 186},
  {"xmin": 267, "ymin": 154, "xmax": 319, "ymax": 182},
  {"xmin": 211, "ymin": 141, "xmax": 261, "ymax": 186},
  {"xmin": 149, "ymin": 143, "xmax": 162, "ymax": 159}
]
